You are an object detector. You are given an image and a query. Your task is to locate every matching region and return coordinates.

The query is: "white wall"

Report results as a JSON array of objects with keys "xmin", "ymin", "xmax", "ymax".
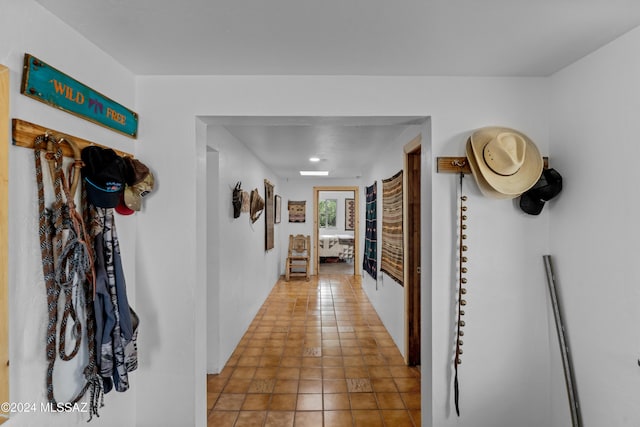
[
  {"xmin": 360, "ymin": 125, "xmax": 423, "ymax": 358},
  {"xmin": 136, "ymin": 74, "xmax": 557, "ymax": 427},
  {"xmin": 205, "ymin": 125, "xmax": 281, "ymax": 374},
  {"xmin": 549, "ymin": 26, "xmax": 640, "ymax": 427},
  {"xmin": 3, "ymin": 1, "xmax": 137, "ymax": 426}
]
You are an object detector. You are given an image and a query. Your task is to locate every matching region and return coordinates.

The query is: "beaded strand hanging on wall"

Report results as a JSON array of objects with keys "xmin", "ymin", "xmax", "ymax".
[{"xmin": 454, "ymin": 172, "xmax": 469, "ymax": 416}]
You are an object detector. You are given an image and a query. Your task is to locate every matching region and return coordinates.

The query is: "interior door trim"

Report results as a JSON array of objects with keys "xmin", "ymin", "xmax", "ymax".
[
  {"xmin": 1, "ymin": 64, "xmax": 10, "ymax": 423},
  {"xmin": 313, "ymin": 186, "xmax": 360, "ymax": 277}
]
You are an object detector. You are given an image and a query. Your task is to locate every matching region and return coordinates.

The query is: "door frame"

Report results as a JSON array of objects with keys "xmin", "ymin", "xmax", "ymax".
[
  {"xmin": 404, "ymin": 135, "xmax": 421, "ymax": 365},
  {"xmin": 313, "ymin": 186, "xmax": 360, "ymax": 276},
  {"xmin": 1, "ymin": 64, "xmax": 9, "ymax": 423}
]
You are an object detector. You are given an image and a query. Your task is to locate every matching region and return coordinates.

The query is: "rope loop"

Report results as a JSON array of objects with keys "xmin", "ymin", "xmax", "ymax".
[{"xmin": 33, "ymin": 133, "xmax": 102, "ymax": 420}]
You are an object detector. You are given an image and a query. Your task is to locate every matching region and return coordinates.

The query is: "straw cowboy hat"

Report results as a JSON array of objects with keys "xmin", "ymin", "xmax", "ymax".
[{"xmin": 466, "ymin": 127, "xmax": 543, "ymax": 199}]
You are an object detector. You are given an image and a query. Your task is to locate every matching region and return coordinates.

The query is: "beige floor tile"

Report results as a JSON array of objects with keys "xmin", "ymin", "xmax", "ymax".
[
  {"xmin": 298, "ymin": 379, "xmax": 323, "ymax": 394},
  {"xmin": 299, "ymin": 367, "xmax": 323, "ymax": 379},
  {"xmin": 323, "ymin": 379, "xmax": 348, "ymax": 393},
  {"xmin": 232, "ymin": 366, "xmax": 257, "ymax": 379},
  {"xmin": 371, "ymin": 378, "xmax": 398, "ymax": 393},
  {"xmin": 241, "ymin": 394, "xmax": 271, "ymax": 411},
  {"xmin": 381, "ymin": 409, "xmax": 415, "ymax": 427},
  {"xmin": 352, "ymin": 409, "xmax": 383, "ymax": 427},
  {"xmin": 214, "ymin": 394, "xmax": 246, "ymax": 411},
  {"xmin": 323, "ymin": 393, "xmax": 350, "ymax": 410},
  {"xmin": 270, "ymin": 394, "xmax": 298, "ymax": 411},
  {"xmin": 401, "ymin": 392, "xmax": 422, "ymax": 409},
  {"xmin": 350, "ymin": 392, "xmax": 378, "ymax": 410},
  {"xmin": 293, "ymin": 411, "xmax": 323, "ymax": 427},
  {"xmin": 296, "ymin": 393, "xmax": 323, "ymax": 411},
  {"xmin": 234, "ymin": 410, "xmax": 266, "ymax": 427},
  {"xmin": 264, "ymin": 411, "xmax": 295, "ymax": 427},
  {"xmin": 207, "ymin": 276, "xmax": 421, "ymax": 427},
  {"xmin": 274, "ymin": 379, "xmax": 299, "ymax": 394},
  {"xmin": 207, "ymin": 410, "xmax": 238, "ymax": 427},
  {"xmin": 324, "ymin": 410, "xmax": 354, "ymax": 427},
  {"xmin": 223, "ymin": 378, "xmax": 251, "ymax": 393},
  {"xmin": 376, "ymin": 392, "xmax": 405, "ymax": 409}
]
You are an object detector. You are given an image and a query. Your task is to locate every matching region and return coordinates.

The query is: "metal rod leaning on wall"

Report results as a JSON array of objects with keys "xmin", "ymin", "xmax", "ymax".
[{"xmin": 543, "ymin": 255, "xmax": 582, "ymax": 427}]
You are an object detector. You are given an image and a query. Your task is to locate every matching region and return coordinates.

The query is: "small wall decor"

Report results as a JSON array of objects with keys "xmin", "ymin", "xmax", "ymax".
[
  {"xmin": 363, "ymin": 183, "xmax": 377, "ymax": 280},
  {"xmin": 250, "ymin": 189, "xmax": 264, "ymax": 224},
  {"xmin": 381, "ymin": 171, "xmax": 404, "ymax": 285},
  {"xmin": 232, "ymin": 182, "xmax": 242, "ymax": 219},
  {"xmin": 241, "ymin": 191, "xmax": 250, "ymax": 213},
  {"xmin": 288, "ymin": 200, "xmax": 306, "ymax": 223},
  {"xmin": 265, "ymin": 180, "xmax": 274, "ymax": 250},
  {"xmin": 345, "ymin": 198, "xmax": 355, "ymax": 231},
  {"xmin": 20, "ymin": 54, "xmax": 138, "ymax": 138},
  {"xmin": 275, "ymin": 195, "xmax": 282, "ymax": 224}
]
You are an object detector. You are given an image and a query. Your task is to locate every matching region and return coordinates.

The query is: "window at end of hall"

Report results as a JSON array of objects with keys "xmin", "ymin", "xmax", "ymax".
[{"xmin": 319, "ymin": 199, "xmax": 337, "ymax": 228}]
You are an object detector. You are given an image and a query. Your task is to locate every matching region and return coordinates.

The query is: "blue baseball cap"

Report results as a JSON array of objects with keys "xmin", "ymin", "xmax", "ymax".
[{"xmin": 81, "ymin": 146, "xmax": 126, "ymax": 208}]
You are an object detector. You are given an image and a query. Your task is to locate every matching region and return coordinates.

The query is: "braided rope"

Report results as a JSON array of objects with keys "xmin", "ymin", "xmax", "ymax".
[
  {"xmin": 80, "ymin": 186, "xmax": 104, "ymax": 419},
  {"xmin": 34, "ymin": 135, "xmax": 103, "ymax": 421}
]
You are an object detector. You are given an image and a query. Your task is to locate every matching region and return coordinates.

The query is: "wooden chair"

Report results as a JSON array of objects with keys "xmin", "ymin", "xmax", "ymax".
[{"xmin": 285, "ymin": 234, "xmax": 311, "ymax": 281}]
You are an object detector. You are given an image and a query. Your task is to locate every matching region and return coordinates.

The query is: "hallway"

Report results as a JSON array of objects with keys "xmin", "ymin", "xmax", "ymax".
[{"xmin": 207, "ymin": 275, "xmax": 421, "ymax": 427}]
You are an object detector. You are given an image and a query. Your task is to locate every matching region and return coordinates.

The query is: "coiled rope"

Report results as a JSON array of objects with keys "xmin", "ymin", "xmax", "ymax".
[{"xmin": 34, "ymin": 134, "xmax": 103, "ymax": 421}]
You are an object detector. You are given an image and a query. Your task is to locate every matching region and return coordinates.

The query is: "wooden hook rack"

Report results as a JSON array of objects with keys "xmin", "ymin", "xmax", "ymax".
[
  {"xmin": 437, "ymin": 156, "xmax": 549, "ymax": 174},
  {"xmin": 12, "ymin": 118, "xmax": 132, "ymax": 158}
]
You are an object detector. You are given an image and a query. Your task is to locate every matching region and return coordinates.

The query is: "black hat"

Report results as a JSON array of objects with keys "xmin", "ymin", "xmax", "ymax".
[
  {"xmin": 519, "ymin": 168, "xmax": 563, "ymax": 215},
  {"xmin": 81, "ymin": 146, "xmax": 126, "ymax": 208}
]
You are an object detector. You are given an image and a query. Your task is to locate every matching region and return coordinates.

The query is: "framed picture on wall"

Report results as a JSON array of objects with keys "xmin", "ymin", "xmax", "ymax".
[
  {"xmin": 345, "ymin": 198, "xmax": 355, "ymax": 231},
  {"xmin": 275, "ymin": 195, "xmax": 281, "ymax": 224},
  {"xmin": 288, "ymin": 200, "xmax": 306, "ymax": 222},
  {"xmin": 265, "ymin": 180, "xmax": 275, "ymax": 250}
]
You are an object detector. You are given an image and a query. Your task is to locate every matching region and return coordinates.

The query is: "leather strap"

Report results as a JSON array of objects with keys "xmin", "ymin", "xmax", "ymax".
[{"xmin": 454, "ymin": 172, "xmax": 469, "ymax": 416}]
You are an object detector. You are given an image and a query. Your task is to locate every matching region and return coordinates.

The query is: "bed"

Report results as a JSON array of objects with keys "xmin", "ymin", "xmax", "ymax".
[{"xmin": 319, "ymin": 234, "xmax": 354, "ymax": 261}]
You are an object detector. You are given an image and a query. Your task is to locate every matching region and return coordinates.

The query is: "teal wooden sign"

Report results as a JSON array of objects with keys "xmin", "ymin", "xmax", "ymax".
[{"xmin": 20, "ymin": 54, "xmax": 138, "ymax": 138}]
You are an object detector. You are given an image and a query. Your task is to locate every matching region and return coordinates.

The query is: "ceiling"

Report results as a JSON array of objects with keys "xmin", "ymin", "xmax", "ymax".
[
  {"xmin": 35, "ymin": 0, "xmax": 640, "ymax": 77},
  {"xmin": 203, "ymin": 116, "xmax": 425, "ymax": 179},
  {"xmin": 33, "ymin": 0, "xmax": 640, "ymax": 178}
]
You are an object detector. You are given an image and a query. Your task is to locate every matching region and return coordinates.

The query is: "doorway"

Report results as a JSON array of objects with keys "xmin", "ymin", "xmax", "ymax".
[
  {"xmin": 197, "ymin": 117, "xmax": 431, "ymax": 427},
  {"xmin": 405, "ymin": 136, "xmax": 421, "ymax": 366},
  {"xmin": 313, "ymin": 186, "xmax": 360, "ymax": 276}
]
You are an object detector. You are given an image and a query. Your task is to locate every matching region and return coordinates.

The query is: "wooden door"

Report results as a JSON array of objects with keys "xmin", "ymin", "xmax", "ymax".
[{"xmin": 406, "ymin": 146, "xmax": 421, "ymax": 366}]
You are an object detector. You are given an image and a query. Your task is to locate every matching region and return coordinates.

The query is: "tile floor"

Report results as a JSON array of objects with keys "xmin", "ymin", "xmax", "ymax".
[
  {"xmin": 207, "ymin": 274, "xmax": 421, "ymax": 427},
  {"xmin": 318, "ymin": 261, "xmax": 354, "ymax": 275}
]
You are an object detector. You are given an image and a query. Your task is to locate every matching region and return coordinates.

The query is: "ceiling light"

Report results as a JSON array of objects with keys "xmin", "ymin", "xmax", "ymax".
[
  {"xmin": 300, "ymin": 171, "xmax": 329, "ymax": 176},
  {"xmin": 309, "ymin": 157, "xmax": 320, "ymax": 162}
]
